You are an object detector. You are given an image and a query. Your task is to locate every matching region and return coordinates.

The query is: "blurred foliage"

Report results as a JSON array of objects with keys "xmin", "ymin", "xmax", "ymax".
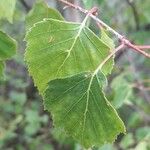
[
  {"xmin": 0, "ymin": 0, "xmax": 150, "ymax": 149},
  {"xmin": 0, "ymin": 0, "xmax": 17, "ymax": 23},
  {"xmin": 0, "ymin": 31, "xmax": 16, "ymax": 79}
]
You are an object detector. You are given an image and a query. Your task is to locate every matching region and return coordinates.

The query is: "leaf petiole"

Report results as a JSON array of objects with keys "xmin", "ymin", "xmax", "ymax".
[{"xmin": 93, "ymin": 43, "xmax": 125, "ymax": 76}]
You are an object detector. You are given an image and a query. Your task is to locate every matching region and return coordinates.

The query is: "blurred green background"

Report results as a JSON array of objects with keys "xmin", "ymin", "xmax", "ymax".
[{"xmin": 0, "ymin": 0, "xmax": 150, "ymax": 149}]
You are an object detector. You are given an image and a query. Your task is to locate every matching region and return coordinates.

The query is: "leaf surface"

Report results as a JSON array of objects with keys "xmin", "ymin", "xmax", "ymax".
[
  {"xmin": 25, "ymin": 19, "xmax": 113, "ymax": 93},
  {"xmin": 26, "ymin": 1, "xmax": 64, "ymax": 31},
  {"xmin": 0, "ymin": 31, "xmax": 16, "ymax": 78},
  {"xmin": 0, "ymin": 31, "xmax": 16, "ymax": 61},
  {"xmin": 0, "ymin": 0, "xmax": 16, "ymax": 23},
  {"xmin": 44, "ymin": 71, "xmax": 125, "ymax": 148},
  {"xmin": 0, "ymin": 62, "xmax": 4, "ymax": 78},
  {"xmin": 101, "ymin": 29, "xmax": 115, "ymax": 49},
  {"xmin": 111, "ymin": 74, "xmax": 132, "ymax": 108}
]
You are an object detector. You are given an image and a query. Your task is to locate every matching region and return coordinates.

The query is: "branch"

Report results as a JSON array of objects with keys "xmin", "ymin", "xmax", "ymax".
[
  {"xmin": 94, "ymin": 44, "xmax": 125, "ymax": 76},
  {"xmin": 135, "ymin": 45, "xmax": 150, "ymax": 50},
  {"xmin": 58, "ymin": 0, "xmax": 150, "ymax": 58}
]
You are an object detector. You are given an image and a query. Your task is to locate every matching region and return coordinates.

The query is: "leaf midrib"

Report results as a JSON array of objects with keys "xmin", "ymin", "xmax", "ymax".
[{"xmin": 55, "ymin": 18, "xmax": 88, "ymax": 76}]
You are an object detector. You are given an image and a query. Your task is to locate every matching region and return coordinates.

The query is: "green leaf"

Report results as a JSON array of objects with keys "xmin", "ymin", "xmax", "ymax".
[
  {"xmin": 136, "ymin": 127, "xmax": 150, "ymax": 141},
  {"xmin": 26, "ymin": 1, "xmax": 64, "ymax": 31},
  {"xmin": 44, "ymin": 71, "xmax": 125, "ymax": 148},
  {"xmin": 100, "ymin": 28, "xmax": 115, "ymax": 71},
  {"xmin": 0, "ymin": 31, "xmax": 16, "ymax": 61},
  {"xmin": 0, "ymin": 31, "xmax": 16, "ymax": 78},
  {"xmin": 0, "ymin": 62, "xmax": 4, "ymax": 78},
  {"xmin": 101, "ymin": 29, "xmax": 115, "ymax": 49},
  {"xmin": 120, "ymin": 133, "xmax": 134, "ymax": 149},
  {"xmin": 111, "ymin": 74, "xmax": 132, "ymax": 108},
  {"xmin": 0, "ymin": 0, "xmax": 16, "ymax": 23},
  {"xmin": 25, "ymin": 18, "xmax": 113, "ymax": 94}
]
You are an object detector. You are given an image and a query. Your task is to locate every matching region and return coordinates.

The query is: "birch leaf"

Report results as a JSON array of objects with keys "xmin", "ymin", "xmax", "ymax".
[
  {"xmin": 26, "ymin": 1, "xmax": 64, "ymax": 31},
  {"xmin": 44, "ymin": 72, "xmax": 125, "ymax": 148},
  {"xmin": 25, "ymin": 18, "xmax": 113, "ymax": 93},
  {"xmin": 101, "ymin": 28, "xmax": 115, "ymax": 49},
  {"xmin": 111, "ymin": 74, "xmax": 132, "ymax": 108},
  {"xmin": 0, "ymin": 31, "xmax": 16, "ymax": 78},
  {"xmin": 0, "ymin": 31, "xmax": 16, "ymax": 61}
]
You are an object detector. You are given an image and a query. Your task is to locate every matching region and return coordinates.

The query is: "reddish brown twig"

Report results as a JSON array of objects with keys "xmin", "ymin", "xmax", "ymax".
[
  {"xmin": 58, "ymin": 0, "xmax": 88, "ymax": 14},
  {"xmin": 93, "ymin": 43, "xmax": 125, "ymax": 75},
  {"xmin": 58, "ymin": 0, "xmax": 150, "ymax": 58},
  {"xmin": 124, "ymin": 40, "xmax": 150, "ymax": 57},
  {"xmin": 135, "ymin": 45, "xmax": 150, "ymax": 50}
]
